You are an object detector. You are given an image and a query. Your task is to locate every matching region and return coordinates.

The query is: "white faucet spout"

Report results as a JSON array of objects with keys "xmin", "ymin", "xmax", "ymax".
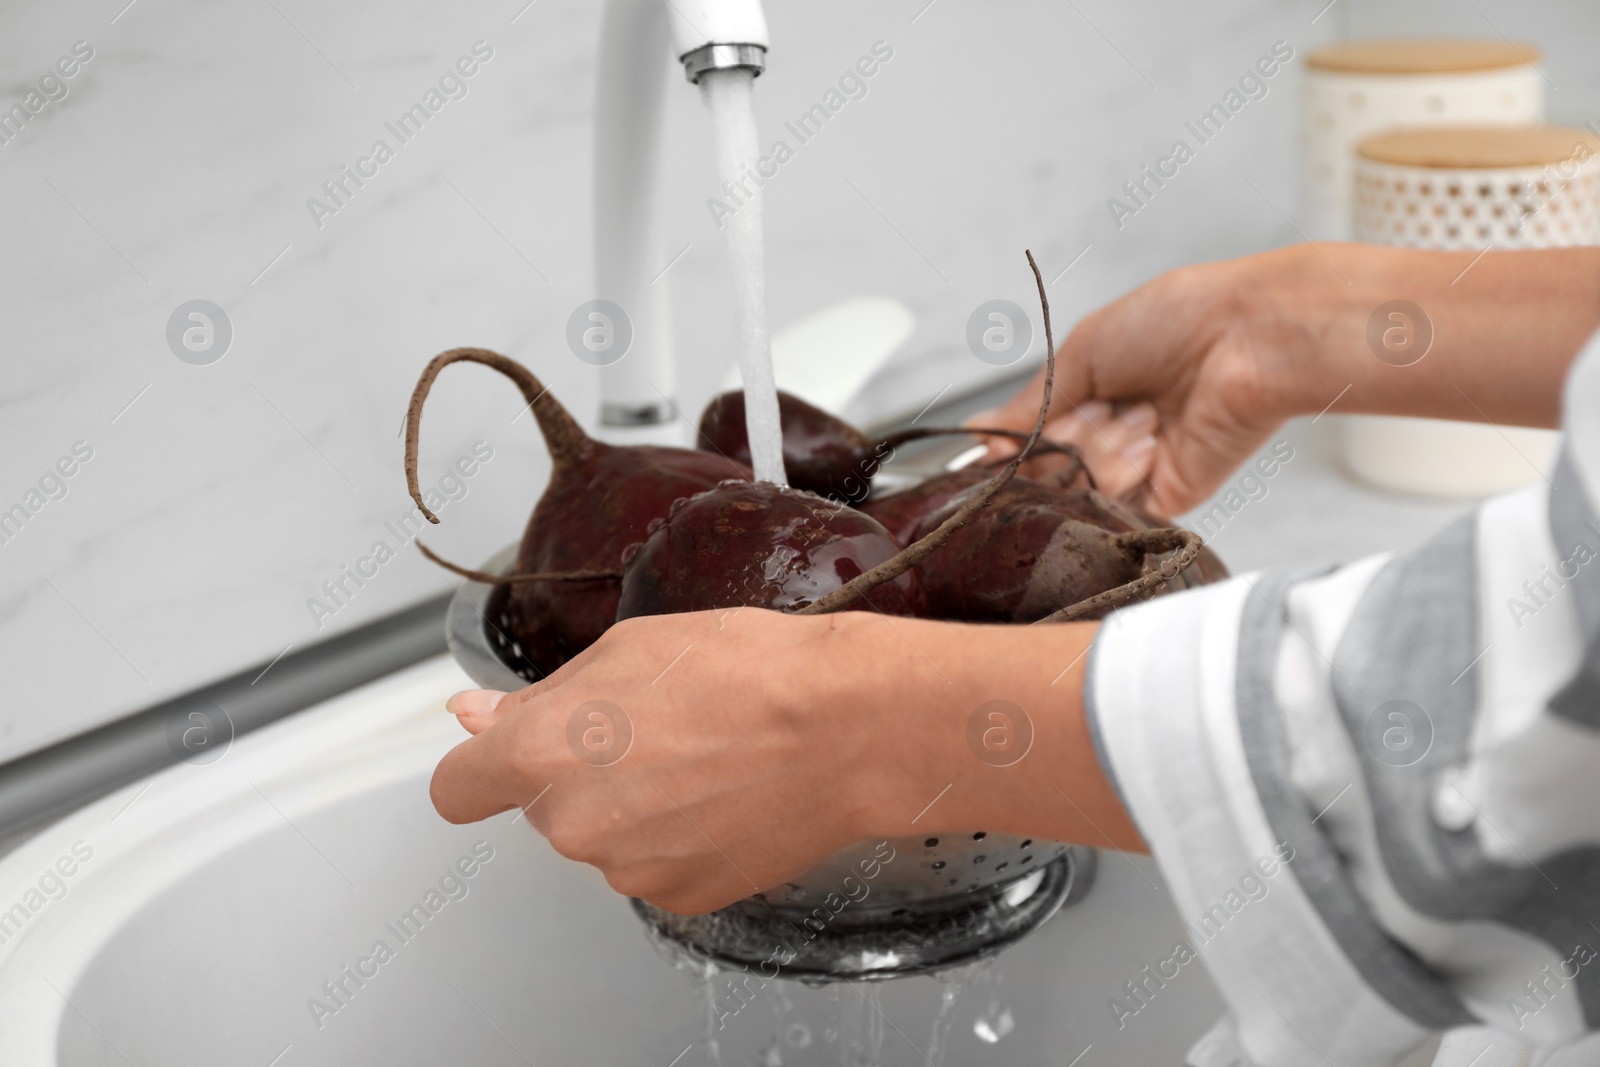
[
  {"xmin": 668, "ymin": 0, "xmax": 769, "ymax": 65},
  {"xmin": 592, "ymin": 0, "xmax": 768, "ymax": 437}
]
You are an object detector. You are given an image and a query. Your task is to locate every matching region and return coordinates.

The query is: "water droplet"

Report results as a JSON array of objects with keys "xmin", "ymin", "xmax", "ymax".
[
  {"xmin": 785, "ymin": 1023, "xmax": 811, "ymax": 1048},
  {"xmin": 974, "ymin": 1006, "xmax": 1015, "ymax": 1044}
]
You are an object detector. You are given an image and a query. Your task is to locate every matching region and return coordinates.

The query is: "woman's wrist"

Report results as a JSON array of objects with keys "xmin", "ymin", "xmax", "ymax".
[
  {"xmin": 1224, "ymin": 242, "xmax": 1382, "ymax": 423},
  {"xmin": 828, "ymin": 613, "xmax": 1144, "ymax": 852},
  {"xmin": 1257, "ymin": 243, "xmax": 1600, "ymax": 427}
]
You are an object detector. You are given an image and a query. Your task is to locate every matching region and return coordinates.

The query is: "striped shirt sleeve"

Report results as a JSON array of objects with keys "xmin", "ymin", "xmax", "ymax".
[{"xmin": 1086, "ymin": 330, "xmax": 1600, "ymax": 1067}]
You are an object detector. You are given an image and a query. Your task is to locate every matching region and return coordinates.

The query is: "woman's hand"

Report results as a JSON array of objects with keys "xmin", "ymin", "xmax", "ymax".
[
  {"xmin": 973, "ymin": 244, "xmax": 1599, "ymax": 515},
  {"xmin": 432, "ymin": 609, "xmax": 877, "ymax": 915},
  {"xmin": 430, "ymin": 609, "xmax": 1140, "ymax": 915},
  {"xmin": 973, "ymin": 245, "xmax": 1336, "ymax": 515}
]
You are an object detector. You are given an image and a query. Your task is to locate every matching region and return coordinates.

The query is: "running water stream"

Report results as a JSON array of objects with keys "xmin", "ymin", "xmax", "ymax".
[
  {"xmin": 684, "ymin": 63, "xmax": 1010, "ymax": 1067},
  {"xmin": 699, "ymin": 67, "xmax": 788, "ymax": 486},
  {"xmin": 926, "ymin": 960, "xmax": 991, "ymax": 1064},
  {"xmin": 676, "ymin": 951, "xmax": 1000, "ymax": 1067}
]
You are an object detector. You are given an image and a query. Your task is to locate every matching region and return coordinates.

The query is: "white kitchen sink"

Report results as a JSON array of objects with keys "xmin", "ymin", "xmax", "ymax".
[{"xmin": 0, "ymin": 656, "xmax": 1225, "ymax": 1066}]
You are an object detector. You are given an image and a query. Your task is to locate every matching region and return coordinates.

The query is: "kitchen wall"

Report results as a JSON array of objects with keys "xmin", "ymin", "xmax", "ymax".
[{"xmin": 0, "ymin": 0, "xmax": 1591, "ymax": 763}]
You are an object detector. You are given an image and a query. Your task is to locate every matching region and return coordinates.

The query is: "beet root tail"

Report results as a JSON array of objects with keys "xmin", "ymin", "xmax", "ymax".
[{"xmin": 404, "ymin": 347, "xmax": 592, "ymax": 525}]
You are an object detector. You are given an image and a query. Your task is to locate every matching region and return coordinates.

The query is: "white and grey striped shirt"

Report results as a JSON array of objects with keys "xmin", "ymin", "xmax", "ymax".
[{"xmin": 1087, "ymin": 331, "xmax": 1600, "ymax": 1067}]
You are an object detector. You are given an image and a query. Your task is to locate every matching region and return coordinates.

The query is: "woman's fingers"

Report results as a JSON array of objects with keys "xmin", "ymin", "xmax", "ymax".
[
  {"xmin": 968, "ymin": 303, "xmax": 1124, "ymax": 457},
  {"xmin": 968, "ymin": 398, "xmax": 1160, "ymax": 498},
  {"xmin": 1088, "ymin": 402, "xmax": 1159, "ymax": 497},
  {"xmin": 446, "ymin": 689, "xmax": 510, "ymax": 736},
  {"xmin": 434, "ymin": 684, "xmax": 570, "ymax": 823},
  {"xmin": 1041, "ymin": 401, "xmax": 1158, "ymax": 496},
  {"xmin": 430, "ymin": 718, "xmax": 541, "ymax": 824}
]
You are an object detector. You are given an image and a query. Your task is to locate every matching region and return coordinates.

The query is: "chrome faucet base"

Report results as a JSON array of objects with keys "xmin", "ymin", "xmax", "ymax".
[
  {"xmin": 600, "ymin": 398, "xmax": 677, "ymax": 427},
  {"xmin": 680, "ymin": 42, "xmax": 767, "ymax": 84}
]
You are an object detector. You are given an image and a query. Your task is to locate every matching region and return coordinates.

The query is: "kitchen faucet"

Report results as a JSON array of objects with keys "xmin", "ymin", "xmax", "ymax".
[{"xmin": 593, "ymin": 0, "xmax": 769, "ymax": 440}]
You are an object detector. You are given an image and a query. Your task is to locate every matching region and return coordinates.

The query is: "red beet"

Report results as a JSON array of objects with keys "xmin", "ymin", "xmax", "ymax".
[
  {"xmin": 616, "ymin": 481, "xmax": 921, "ymax": 619},
  {"xmin": 699, "ymin": 390, "xmax": 880, "ymax": 501},
  {"xmin": 860, "ymin": 467, "xmax": 993, "ymax": 546},
  {"xmin": 1035, "ymin": 467, "xmax": 1229, "ymax": 592},
  {"xmin": 405, "ymin": 348, "xmax": 751, "ymax": 675},
  {"xmin": 861, "ymin": 453, "xmax": 1111, "ymax": 548},
  {"xmin": 862, "ymin": 471, "xmax": 1223, "ymax": 622},
  {"xmin": 897, "ymin": 479, "xmax": 1154, "ymax": 622}
]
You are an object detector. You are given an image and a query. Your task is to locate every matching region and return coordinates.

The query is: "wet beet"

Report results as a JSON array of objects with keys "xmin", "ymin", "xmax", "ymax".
[
  {"xmin": 404, "ymin": 348, "xmax": 751, "ymax": 675},
  {"xmin": 698, "ymin": 390, "xmax": 884, "ymax": 502},
  {"xmin": 857, "ymin": 473, "xmax": 1222, "ymax": 623},
  {"xmin": 512, "ymin": 445, "xmax": 755, "ymax": 671},
  {"xmin": 860, "ymin": 467, "xmax": 993, "ymax": 546},
  {"xmin": 616, "ymin": 481, "xmax": 922, "ymax": 620},
  {"xmin": 901, "ymin": 479, "xmax": 1161, "ymax": 622},
  {"xmin": 862, "ymin": 456, "xmax": 1113, "ymax": 549}
]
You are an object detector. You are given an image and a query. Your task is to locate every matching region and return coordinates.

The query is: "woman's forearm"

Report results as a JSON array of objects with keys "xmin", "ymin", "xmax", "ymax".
[
  {"xmin": 1266, "ymin": 244, "xmax": 1600, "ymax": 427},
  {"xmin": 838, "ymin": 614, "xmax": 1145, "ymax": 853},
  {"xmin": 433, "ymin": 608, "xmax": 1143, "ymax": 916}
]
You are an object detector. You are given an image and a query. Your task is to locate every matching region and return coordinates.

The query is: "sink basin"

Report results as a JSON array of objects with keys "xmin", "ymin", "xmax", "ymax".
[{"xmin": 0, "ymin": 656, "xmax": 1223, "ymax": 1065}]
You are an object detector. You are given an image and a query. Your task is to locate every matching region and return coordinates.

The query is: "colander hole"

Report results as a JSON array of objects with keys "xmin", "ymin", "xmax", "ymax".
[
  {"xmin": 944, "ymin": 878, "xmax": 958, "ymax": 887},
  {"xmin": 1021, "ymin": 854, "xmax": 1033, "ymax": 863},
  {"xmin": 973, "ymin": 855, "xmax": 987, "ymax": 864},
  {"xmin": 996, "ymin": 862, "xmax": 1009, "ymax": 872},
  {"xmin": 1020, "ymin": 839, "xmax": 1032, "ymax": 849},
  {"xmin": 890, "ymin": 908, "xmax": 908, "ymax": 917},
  {"xmin": 972, "ymin": 831, "xmax": 987, "ymax": 841},
  {"xmin": 931, "ymin": 861, "xmax": 945, "ymax": 871},
  {"xmin": 923, "ymin": 837, "xmax": 939, "ymax": 848}
]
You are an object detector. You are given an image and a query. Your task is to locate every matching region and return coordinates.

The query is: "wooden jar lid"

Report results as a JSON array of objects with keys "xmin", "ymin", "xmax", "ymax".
[
  {"xmin": 1357, "ymin": 125, "xmax": 1600, "ymax": 169},
  {"xmin": 1307, "ymin": 38, "xmax": 1539, "ymax": 75}
]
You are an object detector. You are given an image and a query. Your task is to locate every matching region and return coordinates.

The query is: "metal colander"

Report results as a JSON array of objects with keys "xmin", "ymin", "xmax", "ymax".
[{"xmin": 444, "ymin": 544, "xmax": 1096, "ymax": 981}]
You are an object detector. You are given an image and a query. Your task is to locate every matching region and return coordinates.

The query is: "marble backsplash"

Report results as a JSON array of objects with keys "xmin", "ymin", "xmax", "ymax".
[{"xmin": 0, "ymin": 0, "xmax": 1591, "ymax": 762}]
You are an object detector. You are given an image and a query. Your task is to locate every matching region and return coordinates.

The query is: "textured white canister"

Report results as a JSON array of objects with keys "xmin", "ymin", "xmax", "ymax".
[
  {"xmin": 1353, "ymin": 125, "xmax": 1600, "ymax": 248},
  {"xmin": 1302, "ymin": 38, "xmax": 1543, "ymax": 241},
  {"xmin": 1341, "ymin": 125, "xmax": 1599, "ymax": 498}
]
